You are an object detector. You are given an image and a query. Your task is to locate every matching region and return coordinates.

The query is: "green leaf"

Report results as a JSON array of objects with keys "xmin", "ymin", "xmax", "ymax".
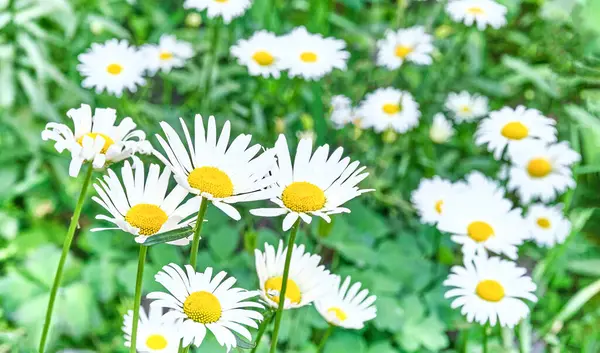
[
  {"xmin": 233, "ymin": 331, "xmax": 256, "ymax": 349},
  {"xmin": 140, "ymin": 226, "xmax": 194, "ymax": 246},
  {"xmin": 324, "ymin": 331, "xmax": 367, "ymax": 353},
  {"xmin": 373, "ymin": 296, "xmax": 404, "ymax": 332},
  {"xmin": 208, "ymin": 225, "xmax": 239, "ymax": 261},
  {"xmin": 567, "ymin": 259, "xmax": 600, "ymax": 277}
]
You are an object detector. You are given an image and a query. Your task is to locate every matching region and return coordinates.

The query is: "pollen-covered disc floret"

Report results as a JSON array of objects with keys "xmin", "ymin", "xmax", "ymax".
[
  {"xmin": 41, "ymin": 104, "xmax": 152, "ymax": 177},
  {"xmin": 445, "ymin": 0, "xmax": 508, "ymax": 30},
  {"xmin": 184, "ymin": 0, "xmax": 252, "ymax": 23},
  {"xmin": 147, "ymin": 264, "xmax": 263, "ymax": 350},
  {"xmin": 91, "ymin": 158, "xmax": 199, "ymax": 246},
  {"xmin": 444, "ymin": 256, "xmax": 537, "ymax": 327},
  {"xmin": 122, "ymin": 305, "xmax": 181, "ymax": 352},
  {"xmin": 376, "ymin": 26, "xmax": 434, "ymax": 70},
  {"xmin": 141, "ymin": 34, "xmax": 194, "ymax": 75},
  {"xmin": 525, "ymin": 204, "xmax": 571, "ymax": 248},
  {"xmin": 357, "ymin": 87, "xmax": 421, "ymax": 134},
  {"xmin": 411, "ymin": 176, "xmax": 458, "ymax": 225},
  {"xmin": 230, "ymin": 30, "xmax": 286, "ymax": 78},
  {"xmin": 445, "ymin": 91, "xmax": 489, "ymax": 123}
]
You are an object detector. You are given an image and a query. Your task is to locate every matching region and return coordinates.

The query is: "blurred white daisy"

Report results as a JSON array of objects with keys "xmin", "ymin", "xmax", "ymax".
[
  {"xmin": 148, "ymin": 264, "xmax": 263, "ymax": 350},
  {"xmin": 91, "ymin": 158, "xmax": 199, "ymax": 246},
  {"xmin": 525, "ymin": 204, "xmax": 571, "ymax": 247},
  {"xmin": 184, "ymin": 0, "xmax": 251, "ymax": 23},
  {"xmin": 41, "ymin": 104, "xmax": 152, "ymax": 177},
  {"xmin": 476, "ymin": 106, "xmax": 557, "ymax": 160},
  {"xmin": 445, "ymin": 91, "xmax": 489, "ymax": 123},
  {"xmin": 280, "ymin": 26, "xmax": 349, "ymax": 80},
  {"xmin": 315, "ymin": 275, "xmax": 377, "ymax": 329},
  {"xmin": 122, "ymin": 305, "xmax": 181, "ymax": 353},
  {"xmin": 77, "ymin": 39, "xmax": 146, "ymax": 97},
  {"xmin": 429, "ymin": 113, "xmax": 455, "ymax": 143},
  {"xmin": 445, "ymin": 0, "xmax": 508, "ymax": 30},
  {"xmin": 444, "ymin": 256, "xmax": 537, "ymax": 327},
  {"xmin": 255, "ymin": 241, "xmax": 331, "ymax": 309},
  {"xmin": 411, "ymin": 176, "xmax": 457, "ymax": 225},
  {"xmin": 153, "ymin": 115, "xmax": 277, "ymax": 221},
  {"xmin": 230, "ymin": 30, "xmax": 286, "ymax": 78},
  {"xmin": 357, "ymin": 87, "xmax": 421, "ymax": 133},
  {"xmin": 455, "ymin": 171, "xmax": 505, "ymax": 200},
  {"xmin": 330, "ymin": 95, "xmax": 359, "ymax": 129},
  {"xmin": 376, "ymin": 26, "xmax": 434, "ymax": 70},
  {"xmin": 250, "ymin": 135, "xmax": 372, "ymax": 231},
  {"xmin": 507, "ymin": 140, "xmax": 580, "ymax": 203},
  {"xmin": 142, "ymin": 34, "xmax": 194, "ymax": 75}
]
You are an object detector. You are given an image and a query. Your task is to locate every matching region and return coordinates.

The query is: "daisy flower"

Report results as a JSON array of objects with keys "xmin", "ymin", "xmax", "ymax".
[
  {"xmin": 445, "ymin": 0, "xmax": 508, "ymax": 31},
  {"xmin": 330, "ymin": 95, "xmax": 358, "ymax": 129},
  {"xmin": 147, "ymin": 264, "xmax": 263, "ymax": 350},
  {"xmin": 77, "ymin": 39, "xmax": 146, "ymax": 97},
  {"xmin": 230, "ymin": 30, "xmax": 286, "ymax": 78},
  {"xmin": 122, "ymin": 305, "xmax": 181, "ymax": 353},
  {"xmin": 254, "ymin": 241, "xmax": 331, "ymax": 309},
  {"xmin": 376, "ymin": 26, "xmax": 434, "ymax": 70},
  {"xmin": 444, "ymin": 256, "xmax": 537, "ymax": 327},
  {"xmin": 507, "ymin": 140, "xmax": 580, "ymax": 203},
  {"xmin": 141, "ymin": 34, "xmax": 194, "ymax": 75},
  {"xmin": 411, "ymin": 176, "xmax": 457, "ymax": 225},
  {"xmin": 429, "ymin": 113, "xmax": 455, "ymax": 143},
  {"xmin": 153, "ymin": 115, "xmax": 277, "ymax": 221},
  {"xmin": 183, "ymin": 0, "xmax": 251, "ymax": 23},
  {"xmin": 456, "ymin": 171, "xmax": 505, "ymax": 200},
  {"xmin": 41, "ymin": 104, "xmax": 152, "ymax": 177},
  {"xmin": 250, "ymin": 135, "xmax": 372, "ymax": 230},
  {"xmin": 525, "ymin": 204, "xmax": 571, "ymax": 247},
  {"xmin": 444, "ymin": 91, "xmax": 489, "ymax": 123},
  {"xmin": 91, "ymin": 158, "xmax": 199, "ymax": 246},
  {"xmin": 315, "ymin": 275, "xmax": 377, "ymax": 329},
  {"xmin": 280, "ymin": 26, "xmax": 349, "ymax": 80},
  {"xmin": 476, "ymin": 106, "xmax": 557, "ymax": 160},
  {"xmin": 357, "ymin": 87, "xmax": 421, "ymax": 133}
]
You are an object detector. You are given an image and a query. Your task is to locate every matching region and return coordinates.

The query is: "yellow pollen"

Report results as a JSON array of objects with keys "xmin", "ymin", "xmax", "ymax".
[
  {"xmin": 106, "ymin": 63, "xmax": 123, "ymax": 75},
  {"xmin": 501, "ymin": 122, "xmax": 529, "ymax": 140},
  {"xmin": 214, "ymin": 0, "xmax": 228, "ymax": 2},
  {"xmin": 527, "ymin": 158, "xmax": 552, "ymax": 178},
  {"xmin": 476, "ymin": 279, "xmax": 505, "ymax": 302},
  {"xmin": 435, "ymin": 200, "xmax": 443, "ymax": 214},
  {"xmin": 146, "ymin": 334, "xmax": 168, "ymax": 350},
  {"xmin": 467, "ymin": 221, "xmax": 494, "ymax": 242},
  {"xmin": 252, "ymin": 51, "xmax": 274, "ymax": 66},
  {"xmin": 125, "ymin": 204, "xmax": 168, "ymax": 236},
  {"xmin": 395, "ymin": 45, "xmax": 413, "ymax": 59},
  {"xmin": 327, "ymin": 307, "xmax": 348, "ymax": 322},
  {"xmin": 537, "ymin": 217, "xmax": 551, "ymax": 229},
  {"xmin": 77, "ymin": 132, "xmax": 115, "ymax": 153},
  {"xmin": 460, "ymin": 105, "xmax": 472, "ymax": 113},
  {"xmin": 159, "ymin": 51, "xmax": 173, "ymax": 60},
  {"xmin": 265, "ymin": 276, "xmax": 302, "ymax": 304},
  {"xmin": 382, "ymin": 103, "xmax": 401, "ymax": 115},
  {"xmin": 300, "ymin": 51, "xmax": 318, "ymax": 63},
  {"xmin": 467, "ymin": 6, "xmax": 485, "ymax": 15},
  {"xmin": 183, "ymin": 291, "xmax": 222, "ymax": 324},
  {"xmin": 281, "ymin": 182, "xmax": 326, "ymax": 213},
  {"xmin": 187, "ymin": 167, "xmax": 234, "ymax": 198}
]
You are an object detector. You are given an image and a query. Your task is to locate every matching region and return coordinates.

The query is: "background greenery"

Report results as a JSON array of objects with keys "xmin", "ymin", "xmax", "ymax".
[{"xmin": 1, "ymin": 0, "xmax": 600, "ymax": 352}]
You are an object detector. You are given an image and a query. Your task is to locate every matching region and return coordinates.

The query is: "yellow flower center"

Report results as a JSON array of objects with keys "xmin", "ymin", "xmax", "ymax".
[
  {"xmin": 159, "ymin": 51, "xmax": 173, "ymax": 60},
  {"xmin": 187, "ymin": 166, "xmax": 234, "ymax": 198},
  {"xmin": 467, "ymin": 221, "xmax": 494, "ymax": 242},
  {"xmin": 281, "ymin": 181, "xmax": 326, "ymax": 213},
  {"xmin": 459, "ymin": 105, "xmax": 472, "ymax": 113},
  {"xmin": 125, "ymin": 204, "xmax": 169, "ymax": 236},
  {"xmin": 435, "ymin": 200, "xmax": 443, "ymax": 214},
  {"xmin": 382, "ymin": 103, "xmax": 401, "ymax": 115},
  {"xmin": 265, "ymin": 276, "xmax": 302, "ymax": 304},
  {"xmin": 252, "ymin": 50, "xmax": 274, "ymax": 66},
  {"xmin": 183, "ymin": 291, "xmax": 222, "ymax": 324},
  {"xmin": 146, "ymin": 334, "xmax": 168, "ymax": 350},
  {"xmin": 394, "ymin": 45, "xmax": 413, "ymax": 59},
  {"xmin": 327, "ymin": 307, "xmax": 348, "ymax": 322},
  {"xmin": 537, "ymin": 217, "xmax": 551, "ymax": 229},
  {"xmin": 527, "ymin": 158, "xmax": 552, "ymax": 178},
  {"xmin": 76, "ymin": 132, "xmax": 115, "ymax": 153},
  {"xmin": 501, "ymin": 121, "xmax": 529, "ymax": 140},
  {"xmin": 467, "ymin": 6, "xmax": 485, "ymax": 15},
  {"xmin": 214, "ymin": 0, "xmax": 228, "ymax": 2},
  {"xmin": 476, "ymin": 279, "xmax": 505, "ymax": 302},
  {"xmin": 106, "ymin": 63, "xmax": 123, "ymax": 75},
  {"xmin": 300, "ymin": 51, "xmax": 318, "ymax": 63}
]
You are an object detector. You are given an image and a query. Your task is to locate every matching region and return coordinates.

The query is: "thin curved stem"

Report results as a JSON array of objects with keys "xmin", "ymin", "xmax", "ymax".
[
  {"xmin": 130, "ymin": 245, "xmax": 148, "ymax": 353},
  {"xmin": 189, "ymin": 197, "xmax": 209, "ymax": 269},
  {"xmin": 250, "ymin": 310, "xmax": 274, "ymax": 353},
  {"xmin": 317, "ymin": 325, "xmax": 335, "ymax": 353},
  {"xmin": 482, "ymin": 323, "xmax": 489, "ymax": 353}
]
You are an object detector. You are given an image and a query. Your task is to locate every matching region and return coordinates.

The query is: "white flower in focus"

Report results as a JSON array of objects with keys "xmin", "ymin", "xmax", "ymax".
[
  {"xmin": 142, "ymin": 35, "xmax": 194, "ymax": 75},
  {"xmin": 445, "ymin": 0, "xmax": 508, "ymax": 30},
  {"xmin": 525, "ymin": 204, "xmax": 571, "ymax": 247},
  {"xmin": 411, "ymin": 176, "xmax": 457, "ymax": 225},
  {"xmin": 41, "ymin": 104, "xmax": 152, "ymax": 177},
  {"xmin": 429, "ymin": 113, "xmax": 455, "ymax": 143},
  {"xmin": 77, "ymin": 39, "xmax": 146, "ymax": 97},
  {"xmin": 230, "ymin": 30, "xmax": 286, "ymax": 78},
  {"xmin": 376, "ymin": 26, "xmax": 434, "ymax": 70},
  {"xmin": 184, "ymin": 0, "xmax": 251, "ymax": 23},
  {"xmin": 357, "ymin": 87, "xmax": 421, "ymax": 133},
  {"xmin": 122, "ymin": 305, "xmax": 181, "ymax": 352},
  {"xmin": 330, "ymin": 95, "xmax": 359, "ymax": 129},
  {"xmin": 445, "ymin": 91, "xmax": 489, "ymax": 123}
]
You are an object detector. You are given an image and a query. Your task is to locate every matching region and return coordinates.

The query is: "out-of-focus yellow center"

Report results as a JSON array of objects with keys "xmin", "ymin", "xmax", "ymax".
[
  {"xmin": 106, "ymin": 63, "xmax": 123, "ymax": 75},
  {"xmin": 467, "ymin": 221, "xmax": 494, "ymax": 242},
  {"xmin": 159, "ymin": 51, "xmax": 173, "ymax": 60},
  {"xmin": 183, "ymin": 291, "xmax": 222, "ymax": 324},
  {"xmin": 459, "ymin": 105, "xmax": 472, "ymax": 113},
  {"xmin": 76, "ymin": 132, "xmax": 115, "ymax": 153},
  {"xmin": 187, "ymin": 166, "xmax": 234, "ymax": 198},
  {"xmin": 395, "ymin": 45, "xmax": 413, "ymax": 59},
  {"xmin": 125, "ymin": 204, "xmax": 168, "ymax": 236},
  {"xmin": 537, "ymin": 217, "xmax": 551, "ymax": 229},
  {"xmin": 252, "ymin": 51, "xmax": 274, "ymax": 66},
  {"xmin": 435, "ymin": 200, "xmax": 443, "ymax": 214},
  {"xmin": 282, "ymin": 182, "xmax": 326, "ymax": 213},
  {"xmin": 265, "ymin": 276, "xmax": 302, "ymax": 304},
  {"xmin": 214, "ymin": 0, "xmax": 228, "ymax": 2},
  {"xmin": 467, "ymin": 7, "xmax": 485, "ymax": 15},
  {"xmin": 476, "ymin": 280, "xmax": 505, "ymax": 302},
  {"xmin": 501, "ymin": 122, "xmax": 529, "ymax": 140},
  {"xmin": 300, "ymin": 51, "xmax": 318, "ymax": 63},
  {"xmin": 382, "ymin": 103, "xmax": 401, "ymax": 115},
  {"xmin": 146, "ymin": 334, "xmax": 168, "ymax": 350},
  {"xmin": 327, "ymin": 307, "xmax": 348, "ymax": 322},
  {"xmin": 527, "ymin": 158, "xmax": 552, "ymax": 178}
]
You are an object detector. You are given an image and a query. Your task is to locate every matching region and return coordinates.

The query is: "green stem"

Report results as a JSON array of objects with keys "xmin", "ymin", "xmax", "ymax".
[
  {"xmin": 38, "ymin": 165, "xmax": 94, "ymax": 353},
  {"xmin": 203, "ymin": 21, "xmax": 222, "ymax": 112},
  {"xmin": 482, "ymin": 324, "xmax": 489, "ymax": 353},
  {"xmin": 130, "ymin": 245, "xmax": 148, "ymax": 353},
  {"xmin": 189, "ymin": 197, "xmax": 209, "ymax": 269},
  {"xmin": 250, "ymin": 310, "xmax": 274, "ymax": 353},
  {"xmin": 317, "ymin": 325, "xmax": 335, "ymax": 353},
  {"xmin": 269, "ymin": 219, "xmax": 301, "ymax": 353}
]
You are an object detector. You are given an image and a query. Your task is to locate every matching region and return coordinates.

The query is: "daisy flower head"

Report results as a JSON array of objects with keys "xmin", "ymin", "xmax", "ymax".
[
  {"xmin": 357, "ymin": 87, "xmax": 421, "ymax": 133},
  {"xmin": 77, "ymin": 39, "xmax": 145, "ymax": 97},
  {"xmin": 525, "ymin": 204, "xmax": 571, "ymax": 247},
  {"xmin": 315, "ymin": 275, "xmax": 377, "ymax": 329},
  {"xmin": 141, "ymin": 35, "xmax": 194, "ymax": 75},
  {"xmin": 456, "ymin": 171, "xmax": 505, "ymax": 200},
  {"xmin": 250, "ymin": 134, "xmax": 373, "ymax": 230},
  {"xmin": 148, "ymin": 264, "xmax": 263, "ymax": 350},
  {"xmin": 330, "ymin": 95, "xmax": 358, "ymax": 129},
  {"xmin": 444, "ymin": 256, "xmax": 537, "ymax": 327},
  {"xmin": 280, "ymin": 26, "xmax": 349, "ymax": 81},
  {"xmin": 230, "ymin": 30, "xmax": 286, "ymax": 78},
  {"xmin": 429, "ymin": 113, "xmax": 455, "ymax": 143},
  {"xmin": 153, "ymin": 115, "xmax": 278, "ymax": 220},
  {"xmin": 91, "ymin": 158, "xmax": 199, "ymax": 246},
  {"xmin": 122, "ymin": 305, "xmax": 181, "ymax": 352},
  {"xmin": 476, "ymin": 106, "xmax": 557, "ymax": 160},
  {"xmin": 445, "ymin": 91, "xmax": 489, "ymax": 123},
  {"xmin": 254, "ymin": 241, "xmax": 331, "ymax": 309},
  {"xmin": 411, "ymin": 176, "xmax": 457, "ymax": 225},
  {"xmin": 507, "ymin": 140, "xmax": 580, "ymax": 203},
  {"xmin": 376, "ymin": 26, "xmax": 434, "ymax": 70},
  {"xmin": 445, "ymin": 0, "xmax": 508, "ymax": 31},
  {"xmin": 183, "ymin": 0, "xmax": 251, "ymax": 23},
  {"xmin": 41, "ymin": 104, "xmax": 152, "ymax": 177}
]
